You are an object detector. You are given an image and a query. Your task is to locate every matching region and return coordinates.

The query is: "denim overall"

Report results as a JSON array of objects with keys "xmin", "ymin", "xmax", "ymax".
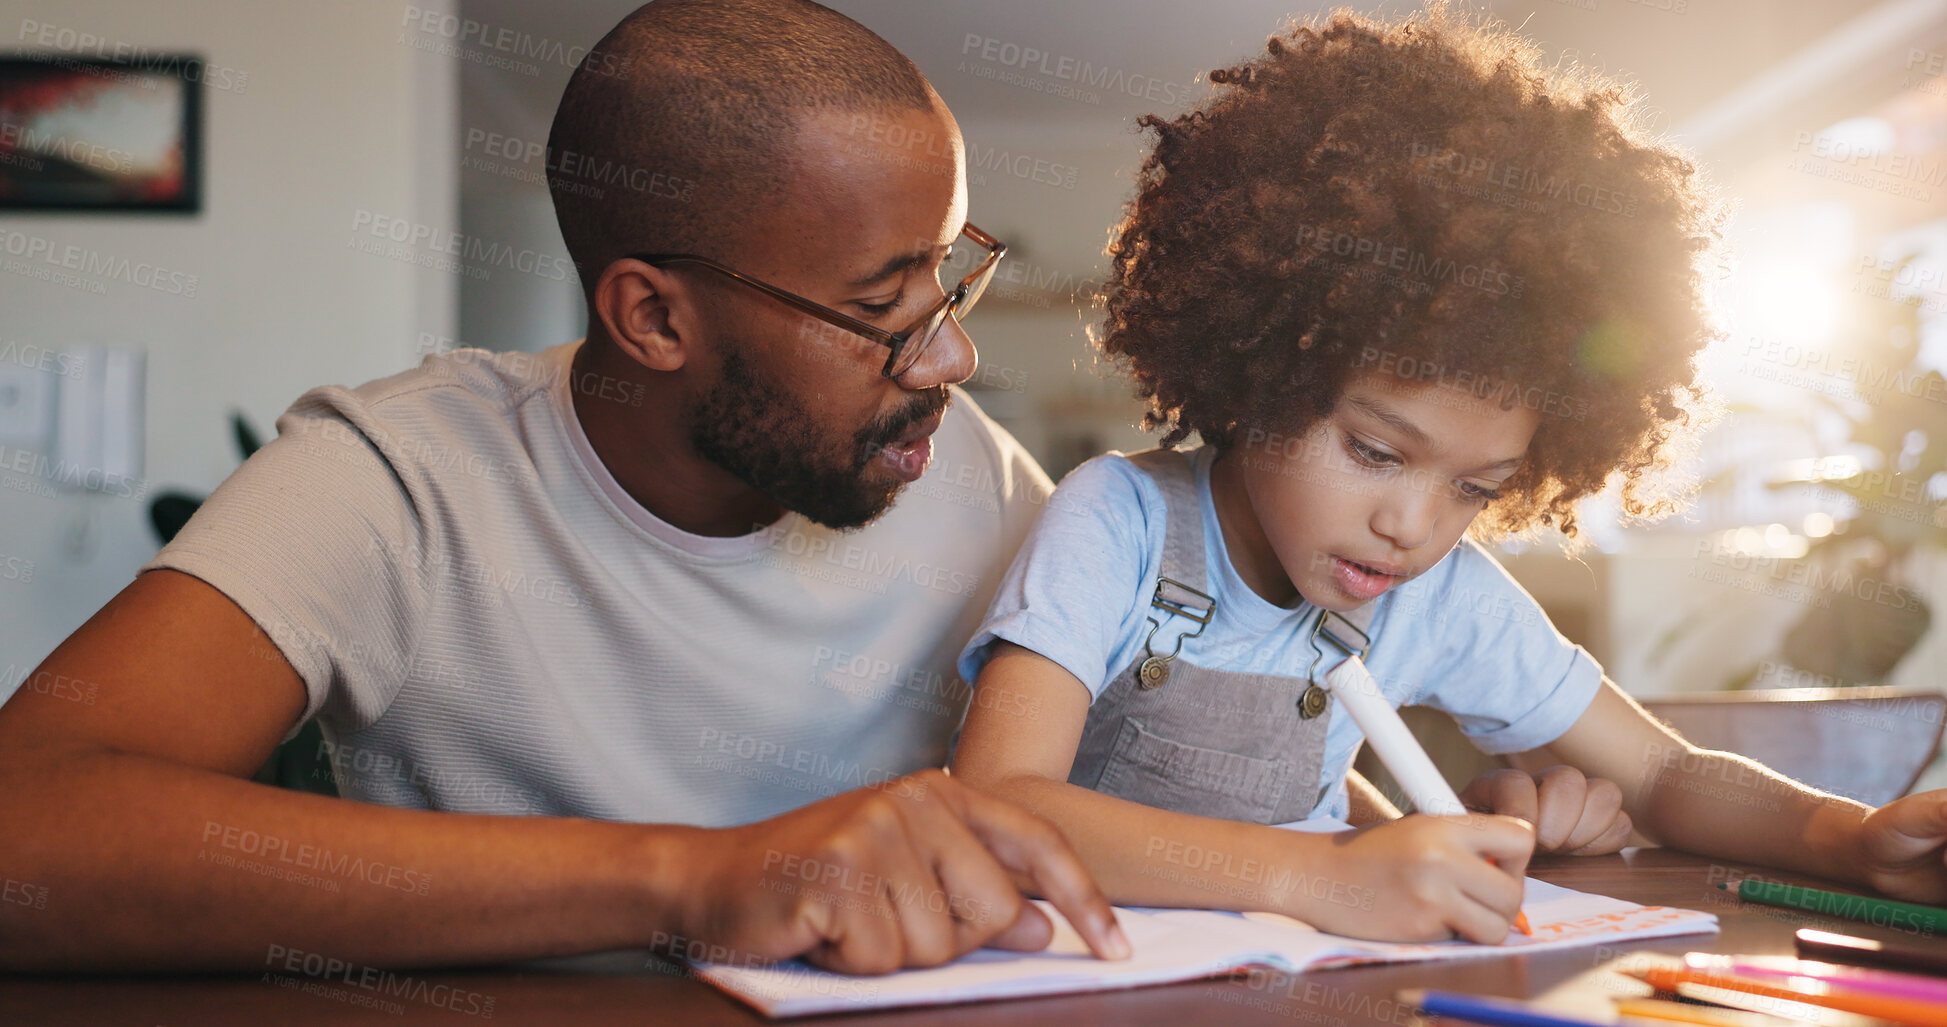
[{"xmin": 1066, "ymin": 448, "xmax": 1380, "ymax": 824}]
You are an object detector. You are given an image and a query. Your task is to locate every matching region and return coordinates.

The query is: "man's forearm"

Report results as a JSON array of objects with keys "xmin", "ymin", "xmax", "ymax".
[
  {"xmin": 0, "ymin": 745, "xmax": 675, "ymax": 972},
  {"xmin": 1634, "ymin": 745, "xmax": 1868, "ymax": 882}
]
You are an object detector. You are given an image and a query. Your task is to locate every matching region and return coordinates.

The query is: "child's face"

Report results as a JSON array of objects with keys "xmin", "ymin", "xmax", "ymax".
[{"xmin": 1231, "ymin": 372, "xmax": 1541, "ymax": 612}]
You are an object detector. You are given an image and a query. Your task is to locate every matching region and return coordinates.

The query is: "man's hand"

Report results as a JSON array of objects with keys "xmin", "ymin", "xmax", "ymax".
[
  {"xmin": 1459, "ymin": 765, "xmax": 1633, "ymax": 855},
  {"xmin": 1857, "ymin": 789, "xmax": 1947, "ymax": 903},
  {"xmin": 664, "ymin": 769, "xmax": 1130, "ymax": 975}
]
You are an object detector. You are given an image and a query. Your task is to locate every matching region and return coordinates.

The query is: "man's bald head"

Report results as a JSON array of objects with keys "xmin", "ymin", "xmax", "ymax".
[{"xmin": 547, "ymin": 0, "xmax": 938, "ymax": 296}]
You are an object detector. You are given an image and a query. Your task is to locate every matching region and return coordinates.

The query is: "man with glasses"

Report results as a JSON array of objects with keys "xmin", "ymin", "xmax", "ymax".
[
  {"xmin": 614, "ymin": 222, "xmax": 1006, "ymax": 526},
  {"xmin": 0, "ymin": 0, "xmax": 1128, "ymax": 976}
]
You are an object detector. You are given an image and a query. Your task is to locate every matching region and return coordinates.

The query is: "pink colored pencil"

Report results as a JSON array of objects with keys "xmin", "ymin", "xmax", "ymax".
[{"xmin": 1683, "ymin": 952, "xmax": 1947, "ymax": 1005}]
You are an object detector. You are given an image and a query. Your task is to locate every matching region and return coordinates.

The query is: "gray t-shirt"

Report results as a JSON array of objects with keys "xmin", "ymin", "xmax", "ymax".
[{"xmin": 148, "ymin": 342, "xmax": 1051, "ymax": 826}]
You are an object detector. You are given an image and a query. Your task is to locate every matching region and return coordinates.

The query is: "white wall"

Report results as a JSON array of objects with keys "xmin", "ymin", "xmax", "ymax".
[
  {"xmin": 0, "ymin": 0, "xmax": 457, "ymax": 692},
  {"xmin": 451, "ymin": 46, "xmax": 584, "ymax": 354}
]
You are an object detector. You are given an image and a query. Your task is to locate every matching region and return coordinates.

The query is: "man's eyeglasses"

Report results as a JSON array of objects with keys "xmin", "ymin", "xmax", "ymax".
[{"xmin": 631, "ymin": 223, "xmax": 1006, "ymax": 380}]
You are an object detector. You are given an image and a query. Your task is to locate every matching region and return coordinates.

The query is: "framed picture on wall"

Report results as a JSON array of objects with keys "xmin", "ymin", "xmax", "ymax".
[{"xmin": 0, "ymin": 53, "xmax": 204, "ymax": 213}]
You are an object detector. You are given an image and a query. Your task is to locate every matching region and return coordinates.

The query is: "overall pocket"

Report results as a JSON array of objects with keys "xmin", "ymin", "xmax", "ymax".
[{"xmin": 1093, "ymin": 716, "xmax": 1296, "ymax": 824}]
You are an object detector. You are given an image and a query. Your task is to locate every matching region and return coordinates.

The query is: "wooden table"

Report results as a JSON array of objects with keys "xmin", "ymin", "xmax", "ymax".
[{"xmin": 1, "ymin": 848, "xmax": 1930, "ymax": 1025}]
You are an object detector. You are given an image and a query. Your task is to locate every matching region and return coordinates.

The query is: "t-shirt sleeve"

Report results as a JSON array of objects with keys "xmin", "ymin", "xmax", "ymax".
[
  {"xmin": 1394, "ymin": 540, "xmax": 1603, "ymax": 755},
  {"xmin": 143, "ymin": 387, "xmax": 432, "ymax": 740},
  {"xmin": 956, "ymin": 454, "xmax": 1155, "ymax": 698}
]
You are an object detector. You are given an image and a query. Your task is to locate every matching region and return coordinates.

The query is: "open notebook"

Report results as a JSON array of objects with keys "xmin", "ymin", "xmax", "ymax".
[{"xmin": 689, "ymin": 822, "xmax": 1718, "ymax": 1017}]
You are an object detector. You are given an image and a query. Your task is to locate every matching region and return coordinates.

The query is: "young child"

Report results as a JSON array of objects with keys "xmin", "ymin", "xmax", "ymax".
[{"xmin": 951, "ymin": 6, "xmax": 1947, "ymax": 944}]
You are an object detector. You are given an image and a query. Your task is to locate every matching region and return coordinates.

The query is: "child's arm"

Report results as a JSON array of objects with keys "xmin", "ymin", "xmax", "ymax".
[
  {"xmin": 1528, "ymin": 677, "xmax": 1947, "ymax": 897},
  {"xmin": 953, "ymin": 641, "xmax": 1537, "ymax": 942}
]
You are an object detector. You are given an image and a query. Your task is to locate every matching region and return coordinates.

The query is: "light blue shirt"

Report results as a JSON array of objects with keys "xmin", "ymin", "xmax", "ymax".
[{"xmin": 958, "ymin": 445, "xmax": 1603, "ymax": 820}]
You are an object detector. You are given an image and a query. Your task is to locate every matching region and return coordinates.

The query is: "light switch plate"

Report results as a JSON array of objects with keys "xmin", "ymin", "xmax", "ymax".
[{"xmin": 53, "ymin": 345, "xmax": 145, "ymax": 491}]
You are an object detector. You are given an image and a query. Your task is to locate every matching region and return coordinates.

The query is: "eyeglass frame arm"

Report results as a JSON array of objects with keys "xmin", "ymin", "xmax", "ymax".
[{"xmin": 626, "ymin": 223, "xmax": 1005, "ymax": 378}]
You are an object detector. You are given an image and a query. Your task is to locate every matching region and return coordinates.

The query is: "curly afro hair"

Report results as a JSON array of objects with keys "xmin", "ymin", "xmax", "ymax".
[{"xmin": 1097, "ymin": 4, "xmax": 1727, "ymax": 542}]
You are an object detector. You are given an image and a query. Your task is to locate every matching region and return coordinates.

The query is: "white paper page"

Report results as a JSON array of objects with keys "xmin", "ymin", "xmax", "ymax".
[
  {"xmin": 691, "ymin": 819, "xmax": 1718, "ymax": 1018},
  {"xmin": 694, "ymin": 901, "xmax": 1323, "ymax": 1018}
]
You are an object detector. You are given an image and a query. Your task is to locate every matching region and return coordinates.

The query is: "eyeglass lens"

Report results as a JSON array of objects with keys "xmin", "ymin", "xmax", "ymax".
[{"xmin": 888, "ymin": 238, "xmax": 1002, "ymax": 377}]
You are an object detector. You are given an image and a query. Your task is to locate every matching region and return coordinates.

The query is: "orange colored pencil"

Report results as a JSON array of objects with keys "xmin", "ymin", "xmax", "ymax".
[
  {"xmin": 1625, "ymin": 965, "xmax": 1947, "ymax": 1027},
  {"xmin": 1613, "ymin": 996, "xmax": 1795, "ymax": 1027}
]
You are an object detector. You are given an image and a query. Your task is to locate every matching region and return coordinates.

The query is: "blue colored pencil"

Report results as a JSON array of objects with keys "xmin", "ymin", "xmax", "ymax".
[{"xmin": 1399, "ymin": 989, "xmax": 1609, "ymax": 1027}]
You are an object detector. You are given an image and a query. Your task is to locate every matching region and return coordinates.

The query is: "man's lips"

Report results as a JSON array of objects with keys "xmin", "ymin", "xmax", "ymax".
[
  {"xmin": 890, "ymin": 410, "xmax": 944, "ymax": 449},
  {"xmin": 877, "ymin": 410, "xmax": 944, "ymax": 483}
]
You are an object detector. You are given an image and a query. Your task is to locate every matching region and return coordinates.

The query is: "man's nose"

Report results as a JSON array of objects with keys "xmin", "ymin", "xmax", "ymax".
[{"xmin": 894, "ymin": 314, "xmax": 976, "ymax": 389}]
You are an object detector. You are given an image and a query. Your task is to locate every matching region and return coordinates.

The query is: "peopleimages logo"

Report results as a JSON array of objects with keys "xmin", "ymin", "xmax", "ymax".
[
  {"xmin": 264, "ymin": 945, "xmax": 496, "ymax": 1018},
  {"xmin": 764, "ymin": 525, "xmax": 981, "ymax": 598},
  {"xmin": 959, "ymin": 34, "xmax": 1194, "ymax": 106},
  {"xmin": 400, "ymin": 5, "xmax": 632, "ymax": 78},
  {"xmin": 0, "ymin": 444, "xmax": 147, "ymax": 499},
  {"xmin": 0, "ymin": 228, "xmax": 199, "ymax": 297},
  {"xmin": 967, "ymin": 141, "xmax": 1078, "ymax": 190},
  {"xmin": 202, "ymin": 821, "xmax": 433, "ymax": 896},
  {"xmin": 15, "ymin": 19, "xmax": 250, "ymax": 93},
  {"xmin": 1294, "ymin": 224, "xmax": 1521, "ymax": 298},
  {"xmin": 1408, "ymin": 141, "xmax": 1639, "ymax": 217},
  {"xmin": 348, "ymin": 210, "xmax": 575, "ymax": 284},
  {"xmin": 0, "ymin": 339, "xmax": 86, "ymax": 379},
  {"xmin": 462, "ymin": 129, "xmax": 695, "ymax": 201},
  {"xmin": 0, "ymin": 120, "xmax": 133, "ymax": 176}
]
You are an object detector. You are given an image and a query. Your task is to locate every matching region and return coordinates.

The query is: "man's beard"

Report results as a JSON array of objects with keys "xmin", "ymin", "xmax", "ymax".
[{"xmin": 687, "ymin": 349, "xmax": 949, "ymax": 531}]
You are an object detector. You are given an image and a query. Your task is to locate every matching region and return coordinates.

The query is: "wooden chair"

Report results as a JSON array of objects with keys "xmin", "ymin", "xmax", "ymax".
[
  {"xmin": 1638, "ymin": 687, "xmax": 1946, "ymax": 806},
  {"xmin": 1355, "ymin": 687, "xmax": 1947, "ymax": 811}
]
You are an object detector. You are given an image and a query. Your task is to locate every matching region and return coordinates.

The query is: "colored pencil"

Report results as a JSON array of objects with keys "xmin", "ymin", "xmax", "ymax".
[
  {"xmin": 1398, "ymin": 989, "xmax": 1605, "ymax": 1027},
  {"xmin": 1797, "ymin": 928, "xmax": 1947, "ymax": 977},
  {"xmin": 1612, "ymin": 996, "xmax": 1801, "ymax": 1027},
  {"xmin": 1718, "ymin": 880, "xmax": 1947, "ymax": 935},
  {"xmin": 1623, "ymin": 964, "xmax": 1947, "ymax": 1027},
  {"xmin": 1668, "ymin": 982, "xmax": 1900, "ymax": 1027},
  {"xmin": 1683, "ymin": 953, "xmax": 1947, "ymax": 1004}
]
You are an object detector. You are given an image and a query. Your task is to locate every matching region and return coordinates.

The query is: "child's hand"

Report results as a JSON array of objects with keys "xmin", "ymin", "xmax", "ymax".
[
  {"xmin": 1459, "ymin": 766, "xmax": 1633, "ymax": 856},
  {"xmin": 1857, "ymin": 790, "xmax": 1947, "ymax": 902},
  {"xmin": 1288, "ymin": 813, "xmax": 1534, "ymax": 943}
]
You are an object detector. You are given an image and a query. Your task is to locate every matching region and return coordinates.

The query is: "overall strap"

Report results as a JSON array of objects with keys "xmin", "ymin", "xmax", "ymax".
[
  {"xmin": 1120, "ymin": 448, "xmax": 1215, "ymax": 688},
  {"xmin": 1121, "ymin": 447, "xmax": 1206, "ymax": 593},
  {"xmin": 1302, "ymin": 592, "xmax": 1385, "ymax": 720},
  {"xmin": 1325, "ymin": 598, "xmax": 1380, "ymax": 647},
  {"xmin": 1308, "ymin": 570, "xmax": 1385, "ymax": 686}
]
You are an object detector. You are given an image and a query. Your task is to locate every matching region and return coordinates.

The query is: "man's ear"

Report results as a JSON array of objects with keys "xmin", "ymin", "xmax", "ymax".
[{"xmin": 591, "ymin": 259, "xmax": 698, "ymax": 373}]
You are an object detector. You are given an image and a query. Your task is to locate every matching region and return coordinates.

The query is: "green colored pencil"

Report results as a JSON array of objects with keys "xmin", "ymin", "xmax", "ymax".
[{"xmin": 1718, "ymin": 879, "xmax": 1947, "ymax": 935}]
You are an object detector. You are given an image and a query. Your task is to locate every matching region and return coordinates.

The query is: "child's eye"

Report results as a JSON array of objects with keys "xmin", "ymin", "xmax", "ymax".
[
  {"xmin": 1457, "ymin": 481, "xmax": 1503, "ymax": 504},
  {"xmin": 1343, "ymin": 434, "xmax": 1399, "ymax": 468}
]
